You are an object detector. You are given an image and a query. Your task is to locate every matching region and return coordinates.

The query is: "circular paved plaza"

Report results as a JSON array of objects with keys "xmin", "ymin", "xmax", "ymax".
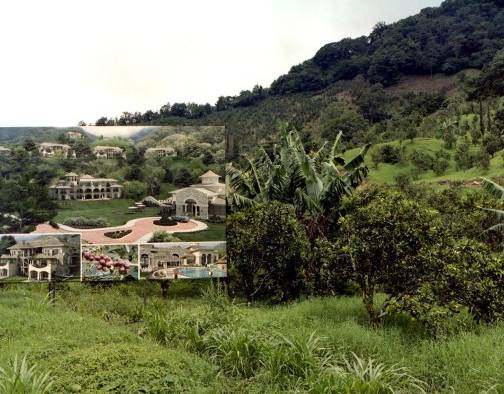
[{"xmin": 33, "ymin": 217, "xmax": 207, "ymax": 244}]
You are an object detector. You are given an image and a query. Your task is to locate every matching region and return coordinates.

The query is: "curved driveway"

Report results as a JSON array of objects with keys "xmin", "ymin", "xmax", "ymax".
[{"xmin": 33, "ymin": 217, "xmax": 207, "ymax": 244}]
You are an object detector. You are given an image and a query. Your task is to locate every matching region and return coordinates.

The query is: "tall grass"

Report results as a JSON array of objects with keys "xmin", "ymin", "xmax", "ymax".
[{"xmin": 0, "ymin": 355, "xmax": 54, "ymax": 394}]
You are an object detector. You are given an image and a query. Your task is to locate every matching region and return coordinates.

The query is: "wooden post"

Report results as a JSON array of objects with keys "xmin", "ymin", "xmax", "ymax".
[
  {"xmin": 143, "ymin": 280, "xmax": 149, "ymax": 306},
  {"xmin": 48, "ymin": 280, "xmax": 56, "ymax": 305},
  {"xmin": 160, "ymin": 280, "xmax": 170, "ymax": 299}
]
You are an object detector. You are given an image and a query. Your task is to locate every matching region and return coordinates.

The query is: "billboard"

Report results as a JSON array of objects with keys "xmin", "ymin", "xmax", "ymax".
[{"xmin": 0, "ymin": 126, "xmax": 226, "ymax": 283}]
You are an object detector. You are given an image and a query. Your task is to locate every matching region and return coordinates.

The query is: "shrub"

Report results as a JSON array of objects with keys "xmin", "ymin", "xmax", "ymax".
[
  {"xmin": 409, "ymin": 150, "xmax": 433, "ymax": 171},
  {"xmin": 122, "ymin": 181, "xmax": 148, "ymax": 200},
  {"xmin": 104, "ymin": 229, "xmax": 132, "ymax": 239},
  {"xmin": 454, "ymin": 142, "xmax": 475, "ymax": 170},
  {"xmin": 174, "ymin": 169, "xmax": 195, "ymax": 186},
  {"xmin": 227, "ymin": 201, "xmax": 309, "ymax": 302},
  {"xmin": 148, "ymin": 231, "xmax": 181, "ymax": 243},
  {"xmin": 432, "ymin": 157, "xmax": 450, "ymax": 175},
  {"xmin": 394, "ymin": 173, "xmax": 413, "ymax": 191},
  {"xmin": 476, "ymin": 147, "xmax": 491, "ymax": 170},
  {"xmin": 379, "ymin": 144, "xmax": 401, "ymax": 164},
  {"xmin": 207, "ymin": 215, "xmax": 225, "ymax": 223},
  {"xmin": 48, "ymin": 220, "xmax": 59, "ymax": 229},
  {"xmin": 62, "ymin": 216, "xmax": 109, "ymax": 229},
  {"xmin": 0, "ymin": 355, "xmax": 54, "ymax": 394}
]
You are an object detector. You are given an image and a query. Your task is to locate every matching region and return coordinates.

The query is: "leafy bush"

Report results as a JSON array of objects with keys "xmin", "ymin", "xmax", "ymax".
[
  {"xmin": 148, "ymin": 231, "xmax": 181, "ymax": 243},
  {"xmin": 409, "ymin": 150, "xmax": 434, "ymax": 171},
  {"xmin": 394, "ymin": 173, "xmax": 413, "ymax": 192},
  {"xmin": 62, "ymin": 216, "xmax": 109, "ymax": 229},
  {"xmin": 379, "ymin": 144, "xmax": 401, "ymax": 164},
  {"xmin": 227, "ymin": 201, "xmax": 309, "ymax": 303},
  {"xmin": 104, "ymin": 229, "xmax": 132, "ymax": 239},
  {"xmin": 432, "ymin": 157, "xmax": 450, "ymax": 175},
  {"xmin": 454, "ymin": 142, "xmax": 475, "ymax": 170},
  {"xmin": 207, "ymin": 215, "xmax": 225, "ymax": 223},
  {"xmin": 122, "ymin": 181, "xmax": 148, "ymax": 200}
]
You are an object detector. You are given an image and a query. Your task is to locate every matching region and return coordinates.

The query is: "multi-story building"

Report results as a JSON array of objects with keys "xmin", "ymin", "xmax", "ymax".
[
  {"xmin": 38, "ymin": 142, "xmax": 75, "ymax": 158},
  {"xmin": 140, "ymin": 242, "xmax": 226, "ymax": 280},
  {"xmin": 49, "ymin": 173, "xmax": 123, "ymax": 200},
  {"xmin": 0, "ymin": 235, "xmax": 80, "ymax": 281},
  {"xmin": 66, "ymin": 131, "xmax": 84, "ymax": 140},
  {"xmin": 171, "ymin": 170, "xmax": 226, "ymax": 219},
  {"xmin": 93, "ymin": 146, "xmax": 125, "ymax": 159},
  {"xmin": 145, "ymin": 147, "xmax": 176, "ymax": 158}
]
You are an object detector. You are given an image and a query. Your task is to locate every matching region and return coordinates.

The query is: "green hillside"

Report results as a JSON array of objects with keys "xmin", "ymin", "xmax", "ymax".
[{"xmin": 344, "ymin": 137, "xmax": 504, "ymax": 185}]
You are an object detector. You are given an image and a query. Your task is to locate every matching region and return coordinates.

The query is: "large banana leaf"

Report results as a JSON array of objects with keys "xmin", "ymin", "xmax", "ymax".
[{"xmin": 481, "ymin": 177, "xmax": 504, "ymax": 199}]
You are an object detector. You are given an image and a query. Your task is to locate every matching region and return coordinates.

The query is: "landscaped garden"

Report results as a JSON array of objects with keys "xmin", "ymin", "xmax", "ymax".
[{"xmin": 55, "ymin": 200, "xmax": 160, "ymax": 227}]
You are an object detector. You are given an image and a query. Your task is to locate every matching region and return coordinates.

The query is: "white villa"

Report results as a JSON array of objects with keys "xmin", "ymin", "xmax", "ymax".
[
  {"xmin": 66, "ymin": 131, "xmax": 84, "ymax": 139},
  {"xmin": 171, "ymin": 171, "xmax": 226, "ymax": 220},
  {"xmin": 0, "ymin": 236, "xmax": 80, "ymax": 281},
  {"xmin": 145, "ymin": 147, "xmax": 176, "ymax": 158},
  {"xmin": 0, "ymin": 146, "xmax": 11, "ymax": 155},
  {"xmin": 93, "ymin": 146, "xmax": 125, "ymax": 159},
  {"xmin": 49, "ymin": 173, "xmax": 123, "ymax": 200},
  {"xmin": 140, "ymin": 243, "xmax": 226, "ymax": 280},
  {"xmin": 38, "ymin": 142, "xmax": 76, "ymax": 158}
]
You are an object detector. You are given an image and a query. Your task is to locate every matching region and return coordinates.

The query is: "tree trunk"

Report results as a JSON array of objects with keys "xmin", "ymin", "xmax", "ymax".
[
  {"xmin": 480, "ymin": 99, "xmax": 485, "ymax": 135},
  {"xmin": 362, "ymin": 287, "xmax": 380, "ymax": 327},
  {"xmin": 160, "ymin": 280, "xmax": 170, "ymax": 299},
  {"xmin": 487, "ymin": 101, "xmax": 492, "ymax": 132}
]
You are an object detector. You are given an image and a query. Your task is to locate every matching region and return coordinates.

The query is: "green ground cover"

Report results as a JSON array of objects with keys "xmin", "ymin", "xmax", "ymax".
[
  {"xmin": 1, "ymin": 283, "xmax": 503, "ymax": 393},
  {"xmin": 54, "ymin": 199, "xmax": 160, "ymax": 227},
  {"xmin": 174, "ymin": 222, "xmax": 226, "ymax": 241},
  {"xmin": 343, "ymin": 137, "xmax": 504, "ymax": 185}
]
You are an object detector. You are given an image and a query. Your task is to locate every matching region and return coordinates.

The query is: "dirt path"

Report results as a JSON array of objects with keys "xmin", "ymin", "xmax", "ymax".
[{"xmin": 33, "ymin": 217, "xmax": 207, "ymax": 244}]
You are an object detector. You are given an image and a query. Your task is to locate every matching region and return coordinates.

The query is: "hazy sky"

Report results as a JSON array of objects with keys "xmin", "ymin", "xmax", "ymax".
[{"xmin": 0, "ymin": 0, "xmax": 442, "ymax": 126}]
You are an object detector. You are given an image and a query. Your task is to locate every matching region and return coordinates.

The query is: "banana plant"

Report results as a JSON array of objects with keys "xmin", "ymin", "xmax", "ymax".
[
  {"xmin": 226, "ymin": 126, "xmax": 370, "ymax": 224},
  {"xmin": 481, "ymin": 177, "xmax": 504, "ymax": 232}
]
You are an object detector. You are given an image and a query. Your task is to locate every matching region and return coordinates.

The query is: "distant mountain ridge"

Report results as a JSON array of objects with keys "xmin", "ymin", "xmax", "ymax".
[{"xmin": 0, "ymin": 127, "xmax": 95, "ymax": 144}]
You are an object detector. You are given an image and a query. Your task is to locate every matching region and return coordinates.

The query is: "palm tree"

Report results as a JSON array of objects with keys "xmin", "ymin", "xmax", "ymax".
[{"xmin": 226, "ymin": 126, "xmax": 370, "ymax": 238}]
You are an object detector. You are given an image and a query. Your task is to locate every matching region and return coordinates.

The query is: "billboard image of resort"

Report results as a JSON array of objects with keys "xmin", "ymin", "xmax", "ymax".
[
  {"xmin": 140, "ymin": 242, "xmax": 226, "ymax": 280},
  {"xmin": 0, "ymin": 126, "xmax": 226, "ymax": 244},
  {"xmin": 0, "ymin": 234, "xmax": 81, "ymax": 282}
]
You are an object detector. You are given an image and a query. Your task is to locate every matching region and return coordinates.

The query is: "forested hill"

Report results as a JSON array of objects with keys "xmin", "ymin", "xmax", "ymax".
[
  {"xmin": 271, "ymin": 0, "xmax": 504, "ymax": 94},
  {"xmin": 92, "ymin": 0, "xmax": 504, "ymax": 156}
]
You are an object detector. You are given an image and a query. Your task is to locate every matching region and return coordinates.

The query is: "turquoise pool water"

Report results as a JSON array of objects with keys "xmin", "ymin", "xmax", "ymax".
[{"xmin": 176, "ymin": 267, "xmax": 226, "ymax": 278}]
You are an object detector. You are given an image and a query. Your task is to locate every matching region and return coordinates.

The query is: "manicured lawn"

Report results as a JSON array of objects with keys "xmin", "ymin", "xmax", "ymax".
[
  {"xmin": 54, "ymin": 199, "xmax": 160, "ymax": 227},
  {"xmin": 174, "ymin": 221, "xmax": 226, "ymax": 241}
]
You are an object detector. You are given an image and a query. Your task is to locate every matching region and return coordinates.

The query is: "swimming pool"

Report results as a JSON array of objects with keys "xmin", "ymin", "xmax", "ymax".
[{"xmin": 176, "ymin": 266, "xmax": 226, "ymax": 279}]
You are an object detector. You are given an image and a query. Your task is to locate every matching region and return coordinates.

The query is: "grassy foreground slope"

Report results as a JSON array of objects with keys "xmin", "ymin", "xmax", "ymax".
[
  {"xmin": 1, "ymin": 283, "xmax": 504, "ymax": 393},
  {"xmin": 0, "ymin": 285, "xmax": 226, "ymax": 393}
]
